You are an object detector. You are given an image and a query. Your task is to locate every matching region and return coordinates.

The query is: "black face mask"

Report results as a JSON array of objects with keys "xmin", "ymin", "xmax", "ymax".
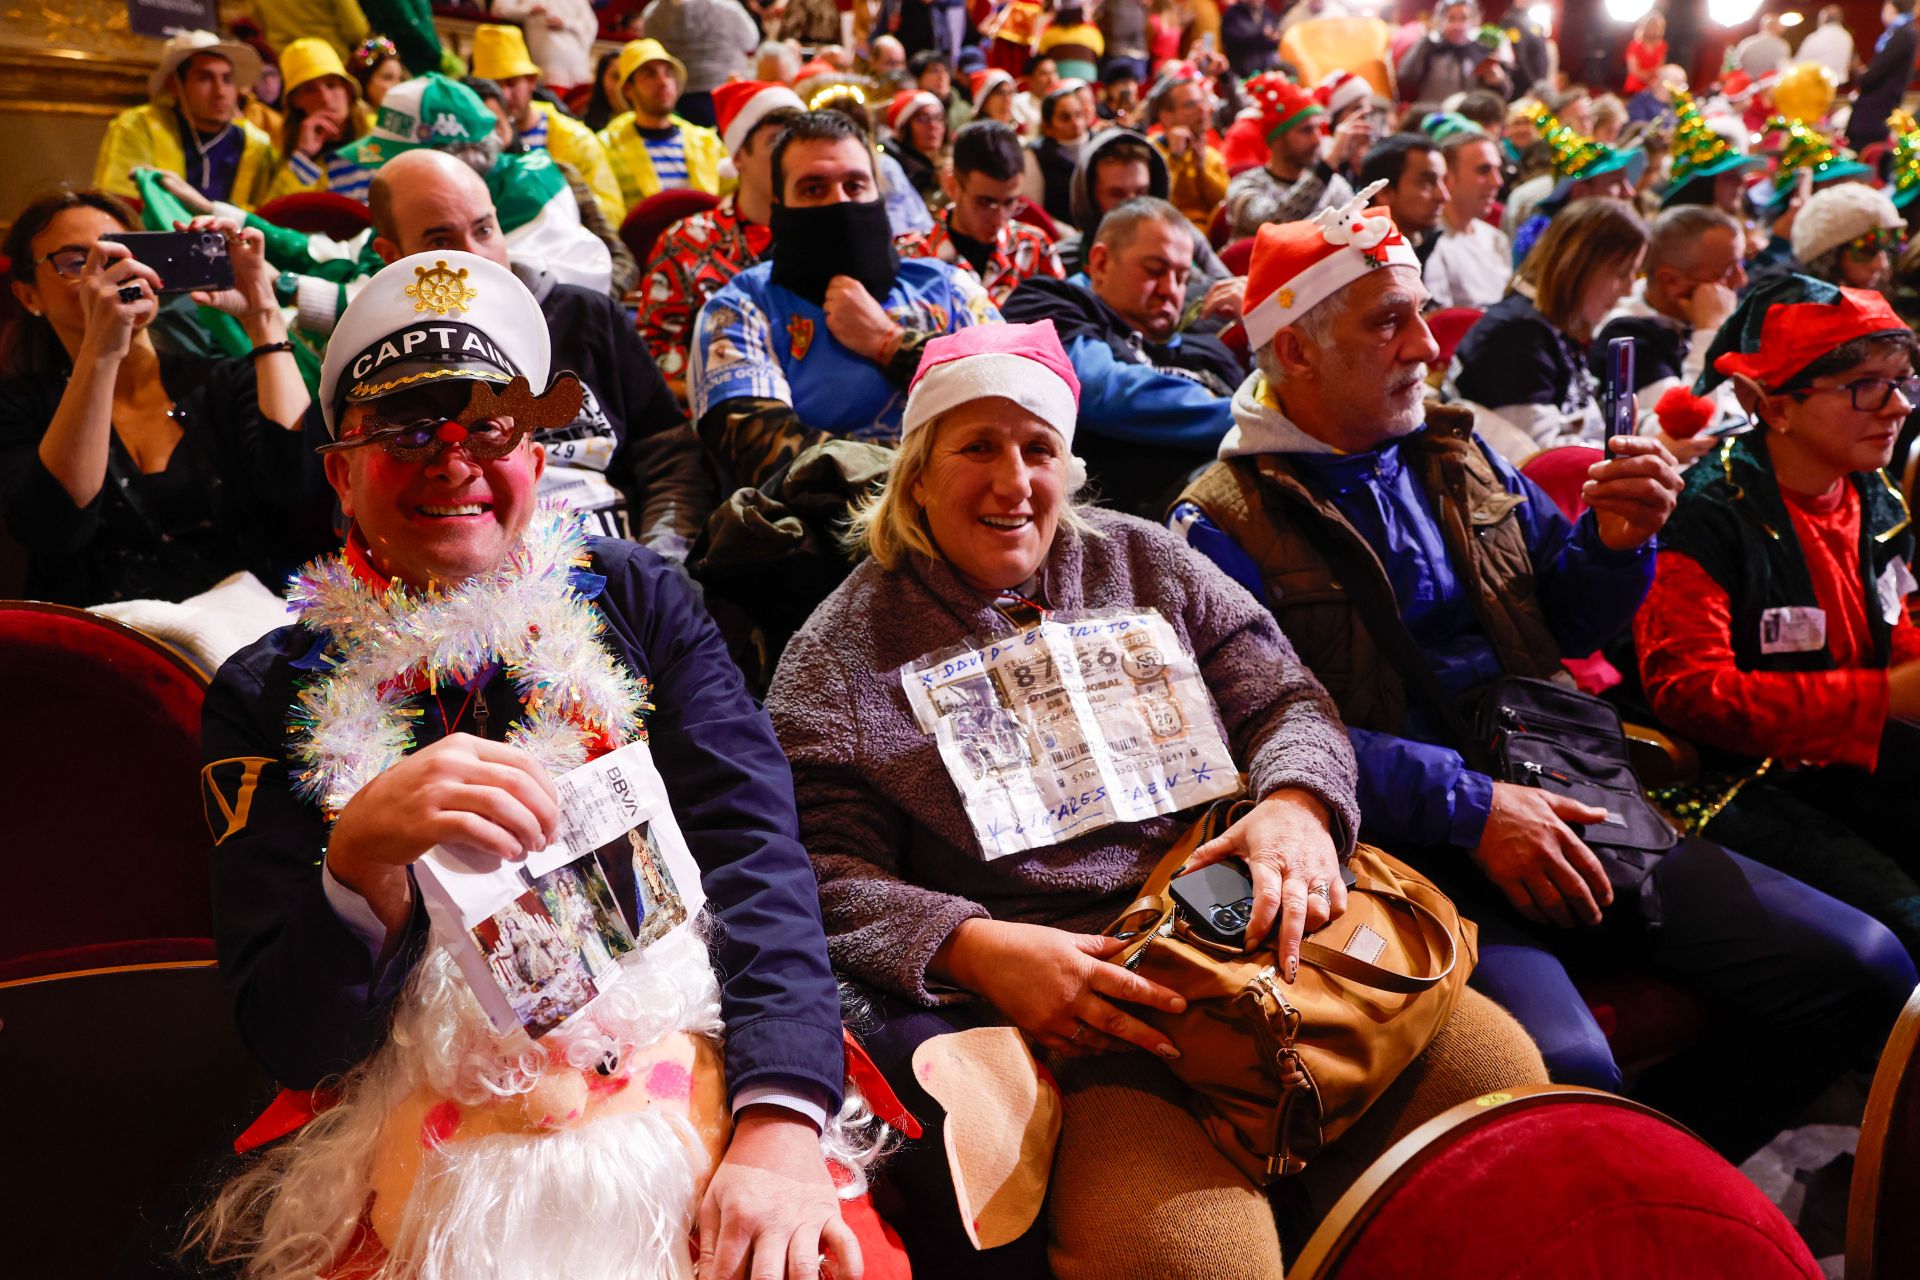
[{"xmin": 768, "ymin": 199, "xmax": 900, "ymax": 307}]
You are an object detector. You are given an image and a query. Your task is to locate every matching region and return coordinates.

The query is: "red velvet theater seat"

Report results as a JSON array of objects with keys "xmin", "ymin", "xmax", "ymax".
[
  {"xmin": 1291, "ymin": 1086, "xmax": 1821, "ymax": 1280},
  {"xmin": 619, "ymin": 188, "xmax": 722, "ymax": 267},
  {"xmin": 256, "ymin": 190, "xmax": 374, "ymax": 239},
  {"xmin": 1849, "ymin": 985, "xmax": 1920, "ymax": 1279},
  {"xmin": 0, "ymin": 602, "xmax": 214, "ymax": 981}
]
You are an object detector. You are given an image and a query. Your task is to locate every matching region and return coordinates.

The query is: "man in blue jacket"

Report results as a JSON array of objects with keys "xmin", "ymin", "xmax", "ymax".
[
  {"xmin": 1170, "ymin": 199, "xmax": 1916, "ymax": 1160},
  {"xmin": 1002, "ymin": 195, "xmax": 1243, "ymax": 516},
  {"xmin": 200, "ymin": 248, "xmax": 858, "ymax": 1277}
]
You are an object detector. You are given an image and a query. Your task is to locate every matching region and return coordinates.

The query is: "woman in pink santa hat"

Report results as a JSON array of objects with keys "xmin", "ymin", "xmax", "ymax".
[{"xmin": 762, "ymin": 320, "xmax": 1549, "ymax": 1278}]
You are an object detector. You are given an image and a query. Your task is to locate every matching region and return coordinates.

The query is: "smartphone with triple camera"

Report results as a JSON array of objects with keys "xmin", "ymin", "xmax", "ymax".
[
  {"xmin": 1602, "ymin": 335, "xmax": 1636, "ymax": 460},
  {"xmin": 101, "ymin": 228, "xmax": 233, "ymax": 294},
  {"xmin": 1169, "ymin": 858, "xmax": 1359, "ymax": 949}
]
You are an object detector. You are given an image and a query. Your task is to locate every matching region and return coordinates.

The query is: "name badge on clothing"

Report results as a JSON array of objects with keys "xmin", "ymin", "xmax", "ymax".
[
  {"xmin": 1759, "ymin": 606, "xmax": 1827, "ymax": 655},
  {"xmin": 1877, "ymin": 559, "xmax": 1918, "ymax": 625}
]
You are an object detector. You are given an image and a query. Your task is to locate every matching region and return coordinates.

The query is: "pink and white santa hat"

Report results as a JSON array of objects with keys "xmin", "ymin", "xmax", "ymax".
[
  {"xmin": 903, "ymin": 321, "xmax": 1082, "ymax": 446},
  {"xmin": 1315, "ymin": 69, "xmax": 1371, "ymax": 120},
  {"xmin": 1242, "ymin": 180, "xmax": 1422, "ymax": 351}
]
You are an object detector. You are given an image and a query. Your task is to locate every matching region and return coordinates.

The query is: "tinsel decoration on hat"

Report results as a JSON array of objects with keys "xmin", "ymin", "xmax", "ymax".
[
  {"xmin": 1764, "ymin": 115, "xmax": 1870, "ymax": 201},
  {"xmin": 1668, "ymin": 91, "xmax": 1744, "ymax": 186},
  {"xmin": 1523, "ymin": 103, "xmax": 1612, "ymax": 181},
  {"xmin": 1890, "ymin": 110, "xmax": 1920, "ymax": 209}
]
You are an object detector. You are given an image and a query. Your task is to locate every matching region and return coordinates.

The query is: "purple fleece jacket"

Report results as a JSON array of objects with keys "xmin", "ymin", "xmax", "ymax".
[{"xmin": 766, "ymin": 507, "xmax": 1360, "ymax": 1004}]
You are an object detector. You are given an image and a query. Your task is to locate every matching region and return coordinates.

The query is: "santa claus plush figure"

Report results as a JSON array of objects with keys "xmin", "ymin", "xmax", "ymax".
[{"xmin": 196, "ymin": 922, "xmax": 888, "ymax": 1279}]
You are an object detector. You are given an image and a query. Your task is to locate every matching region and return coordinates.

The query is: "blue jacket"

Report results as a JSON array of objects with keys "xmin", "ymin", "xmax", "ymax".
[
  {"xmin": 201, "ymin": 538, "xmax": 845, "ymax": 1107},
  {"xmin": 1173, "ymin": 436, "xmax": 1653, "ymax": 852}
]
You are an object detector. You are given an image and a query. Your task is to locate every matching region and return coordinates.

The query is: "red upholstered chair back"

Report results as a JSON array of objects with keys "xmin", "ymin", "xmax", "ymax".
[
  {"xmin": 620, "ymin": 189, "xmax": 722, "ymax": 266},
  {"xmin": 1849, "ymin": 985, "xmax": 1920, "ymax": 1279},
  {"xmin": 1292, "ymin": 1086, "xmax": 1821, "ymax": 1280},
  {"xmin": 1206, "ymin": 200, "xmax": 1230, "ymax": 249},
  {"xmin": 1219, "ymin": 236, "xmax": 1255, "ymax": 277},
  {"xmin": 255, "ymin": 191, "xmax": 375, "ymax": 239},
  {"xmin": 1423, "ymin": 306, "xmax": 1483, "ymax": 367},
  {"xmin": 1521, "ymin": 444, "xmax": 1605, "ymax": 521},
  {"xmin": 0, "ymin": 603, "xmax": 214, "ymax": 981},
  {"xmin": 1013, "ymin": 196, "xmax": 1061, "ymax": 242},
  {"xmin": 0, "ymin": 962, "xmax": 272, "ymax": 1275}
]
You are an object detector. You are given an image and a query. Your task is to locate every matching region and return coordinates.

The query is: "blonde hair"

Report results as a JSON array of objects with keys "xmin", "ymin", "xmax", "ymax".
[
  {"xmin": 843, "ymin": 413, "xmax": 1096, "ymax": 571},
  {"xmin": 1519, "ymin": 197, "xmax": 1647, "ymax": 339}
]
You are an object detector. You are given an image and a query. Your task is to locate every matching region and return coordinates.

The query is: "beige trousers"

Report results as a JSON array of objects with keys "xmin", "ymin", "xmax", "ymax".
[{"xmin": 1045, "ymin": 987, "xmax": 1549, "ymax": 1280}]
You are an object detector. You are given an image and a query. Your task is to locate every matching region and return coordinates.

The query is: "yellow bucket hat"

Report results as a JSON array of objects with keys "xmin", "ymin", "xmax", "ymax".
[
  {"xmin": 471, "ymin": 24, "xmax": 541, "ymax": 81},
  {"xmin": 616, "ymin": 38, "xmax": 687, "ymax": 90},
  {"xmin": 280, "ymin": 37, "xmax": 360, "ymax": 101}
]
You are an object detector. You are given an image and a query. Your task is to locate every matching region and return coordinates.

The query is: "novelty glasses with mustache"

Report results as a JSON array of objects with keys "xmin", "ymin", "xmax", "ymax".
[{"xmin": 320, "ymin": 373, "xmax": 586, "ymax": 461}]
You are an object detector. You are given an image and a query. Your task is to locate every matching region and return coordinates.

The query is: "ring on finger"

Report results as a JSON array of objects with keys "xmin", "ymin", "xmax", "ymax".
[
  {"xmin": 1307, "ymin": 880, "xmax": 1331, "ymax": 901},
  {"xmin": 1068, "ymin": 1023, "xmax": 1086, "ymax": 1046},
  {"xmin": 117, "ymin": 283, "xmax": 143, "ymax": 303}
]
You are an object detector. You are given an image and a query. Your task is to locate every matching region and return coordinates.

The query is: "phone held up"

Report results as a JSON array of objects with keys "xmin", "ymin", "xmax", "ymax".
[
  {"xmin": 1169, "ymin": 857, "xmax": 1359, "ymax": 950},
  {"xmin": 1601, "ymin": 335, "xmax": 1636, "ymax": 461},
  {"xmin": 101, "ymin": 229, "xmax": 233, "ymax": 295}
]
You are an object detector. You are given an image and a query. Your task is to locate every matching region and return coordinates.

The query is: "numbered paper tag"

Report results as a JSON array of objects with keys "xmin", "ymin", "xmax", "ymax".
[
  {"xmin": 1758, "ymin": 605, "xmax": 1827, "ymax": 655},
  {"xmin": 900, "ymin": 609, "xmax": 1240, "ymax": 860}
]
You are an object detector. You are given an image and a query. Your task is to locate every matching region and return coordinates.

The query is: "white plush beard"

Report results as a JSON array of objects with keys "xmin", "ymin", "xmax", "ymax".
[{"xmin": 389, "ymin": 1106, "xmax": 705, "ymax": 1280}]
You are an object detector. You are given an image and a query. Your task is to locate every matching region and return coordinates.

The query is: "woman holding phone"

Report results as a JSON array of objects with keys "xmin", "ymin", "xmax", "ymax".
[{"xmin": 0, "ymin": 190, "xmax": 309, "ymax": 605}]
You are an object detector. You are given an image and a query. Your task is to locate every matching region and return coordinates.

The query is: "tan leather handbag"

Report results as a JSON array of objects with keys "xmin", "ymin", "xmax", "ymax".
[{"xmin": 1105, "ymin": 800, "xmax": 1477, "ymax": 1185}]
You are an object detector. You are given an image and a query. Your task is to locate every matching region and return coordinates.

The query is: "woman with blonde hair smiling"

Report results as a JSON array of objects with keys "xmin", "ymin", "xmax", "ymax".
[{"xmin": 764, "ymin": 320, "xmax": 1548, "ymax": 1278}]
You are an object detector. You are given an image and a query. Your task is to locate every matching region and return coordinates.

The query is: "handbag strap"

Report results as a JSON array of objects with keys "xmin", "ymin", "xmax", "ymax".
[
  {"xmin": 1297, "ymin": 880, "xmax": 1457, "ymax": 993},
  {"xmin": 1254, "ymin": 478, "xmax": 1482, "ymax": 764}
]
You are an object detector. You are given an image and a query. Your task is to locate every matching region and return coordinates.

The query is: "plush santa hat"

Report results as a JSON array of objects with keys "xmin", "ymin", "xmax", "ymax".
[
  {"xmin": 887, "ymin": 88, "xmax": 943, "ymax": 135},
  {"xmin": 969, "ymin": 68, "xmax": 1014, "ymax": 113},
  {"xmin": 1698, "ymin": 272, "xmax": 1908, "ymax": 393},
  {"xmin": 1246, "ymin": 72, "xmax": 1323, "ymax": 143},
  {"xmin": 1241, "ymin": 181, "xmax": 1422, "ymax": 352},
  {"xmin": 903, "ymin": 321, "xmax": 1082, "ymax": 445},
  {"xmin": 1315, "ymin": 69, "xmax": 1371, "ymax": 120},
  {"xmin": 714, "ymin": 80, "xmax": 805, "ymax": 157}
]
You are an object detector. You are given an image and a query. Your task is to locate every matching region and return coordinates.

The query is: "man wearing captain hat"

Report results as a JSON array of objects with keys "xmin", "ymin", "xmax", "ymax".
[
  {"xmin": 94, "ymin": 30, "xmax": 277, "ymax": 209},
  {"xmin": 469, "ymin": 22, "xmax": 623, "ymax": 223},
  {"xmin": 596, "ymin": 38, "xmax": 729, "ymax": 212},
  {"xmin": 202, "ymin": 247, "xmax": 862, "ymax": 1277},
  {"xmin": 1170, "ymin": 187, "xmax": 1913, "ymax": 1159}
]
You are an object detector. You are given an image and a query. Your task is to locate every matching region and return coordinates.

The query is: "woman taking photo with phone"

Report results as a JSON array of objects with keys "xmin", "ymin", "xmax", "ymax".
[
  {"xmin": 762, "ymin": 322, "xmax": 1547, "ymax": 1280},
  {"xmin": 0, "ymin": 190, "xmax": 309, "ymax": 605}
]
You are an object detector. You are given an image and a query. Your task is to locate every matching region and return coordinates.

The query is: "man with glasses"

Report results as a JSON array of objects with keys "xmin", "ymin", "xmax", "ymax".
[
  {"xmin": 200, "ymin": 248, "xmax": 863, "ymax": 1279},
  {"xmin": 1594, "ymin": 205, "xmax": 1749, "ymax": 459},
  {"xmin": 902, "ymin": 120, "xmax": 1065, "ymax": 307},
  {"xmin": 1635, "ymin": 270, "xmax": 1920, "ymax": 967}
]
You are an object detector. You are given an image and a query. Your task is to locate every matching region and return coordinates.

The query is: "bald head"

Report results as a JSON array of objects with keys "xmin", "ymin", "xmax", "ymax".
[{"xmin": 370, "ymin": 148, "xmax": 508, "ymax": 268}]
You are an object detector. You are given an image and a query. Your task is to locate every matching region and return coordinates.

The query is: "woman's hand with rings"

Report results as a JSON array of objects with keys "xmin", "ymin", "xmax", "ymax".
[
  {"xmin": 77, "ymin": 239, "xmax": 162, "ymax": 361},
  {"xmin": 1187, "ymin": 787, "xmax": 1347, "ymax": 983},
  {"xmin": 930, "ymin": 918, "xmax": 1188, "ymax": 1059}
]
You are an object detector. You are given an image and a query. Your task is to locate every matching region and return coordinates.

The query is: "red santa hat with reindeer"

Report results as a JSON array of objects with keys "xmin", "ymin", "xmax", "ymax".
[{"xmin": 1241, "ymin": 179, "xmax": 1422, "ymax": 353}]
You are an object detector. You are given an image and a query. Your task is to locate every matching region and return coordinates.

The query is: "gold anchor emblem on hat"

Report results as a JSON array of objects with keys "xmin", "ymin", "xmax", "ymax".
[{"xmin": 404, "ymin": 260, "xmax": 479, "ymax": 317}]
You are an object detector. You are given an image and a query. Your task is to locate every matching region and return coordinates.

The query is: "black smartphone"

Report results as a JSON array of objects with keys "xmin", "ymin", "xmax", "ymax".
[
  {"xmin": 1169, "ymin": 858, "xmax": 1358, "ymax": 949},
  {"xmin": 1602, "ymin": 335, "xmax": 1636, "ymax": 459},
  {"xmin": 1171, "ymin": 860, "xmax": 1255, "ymax": 948},
  {"xmin": 101, "ymin": 229, "xmax": 233, "ymax": 294}
]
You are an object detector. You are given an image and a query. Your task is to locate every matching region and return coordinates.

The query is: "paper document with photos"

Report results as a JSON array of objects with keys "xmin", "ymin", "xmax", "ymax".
[
  {"xmin": 414, "ymin": 740, "xmax": 706, "ymax": 1040},
  {"xmin": 901, "ymin": 608, "xmax": 1241, "ymax": 860}
]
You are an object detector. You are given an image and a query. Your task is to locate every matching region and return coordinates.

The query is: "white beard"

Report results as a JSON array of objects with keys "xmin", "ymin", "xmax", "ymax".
[{"xmin": 391, "ymin": 1107, "xmax": 705, "ymax": 1280}]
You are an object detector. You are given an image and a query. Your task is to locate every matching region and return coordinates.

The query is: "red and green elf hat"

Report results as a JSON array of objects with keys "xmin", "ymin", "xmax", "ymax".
[
  {"xmin": 1696, "ymin": 273, "xmax": 1908, "ymax": 394},
  {"xmin": 1247, "ymin": 72, "xmax": 1323, "ymax": 145}
]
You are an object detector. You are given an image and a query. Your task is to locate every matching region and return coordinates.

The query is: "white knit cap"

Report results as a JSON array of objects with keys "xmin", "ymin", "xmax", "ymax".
[{"xmin": 1791, "ymin": 182, "xmax": 1903, "ymax": 264}]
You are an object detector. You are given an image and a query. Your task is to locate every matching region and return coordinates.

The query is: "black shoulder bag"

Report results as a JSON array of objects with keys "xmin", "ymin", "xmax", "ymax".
[{"xmin": 1278, "ymin": 496, "xmax": 1675, "ymax": 926}]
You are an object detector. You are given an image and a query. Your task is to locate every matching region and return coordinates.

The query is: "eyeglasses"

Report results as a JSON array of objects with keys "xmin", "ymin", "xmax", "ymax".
[
  {"xmin": 317, "ymin": 415, "xmax": 532, "ymax": 461},
  {"xmin": 1846, "ymin": 227, "xmax": 1905, "ymax": 260},
  {"xmin": 1787, "ymin": 375, "xmax": 1920, "ymax": 412},
  {"xmin": 36, "ymin": 247, "xmax": 92, "ymax": 279}
]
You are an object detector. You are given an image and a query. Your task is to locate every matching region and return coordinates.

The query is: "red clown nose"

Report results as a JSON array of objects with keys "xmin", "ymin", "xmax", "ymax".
[{"xmin": 436, "ymin": 421, "xmax": 469, "ymax": 444}]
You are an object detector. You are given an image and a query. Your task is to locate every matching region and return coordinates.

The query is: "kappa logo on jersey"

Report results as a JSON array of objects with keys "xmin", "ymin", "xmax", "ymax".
[
  {"xmin": 788, "ymin": 315, "xmax": 815, "ymax": 361},
  {"xmin": 202, "ymin": 756, "xmax": 275, "ymax": 845}
]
